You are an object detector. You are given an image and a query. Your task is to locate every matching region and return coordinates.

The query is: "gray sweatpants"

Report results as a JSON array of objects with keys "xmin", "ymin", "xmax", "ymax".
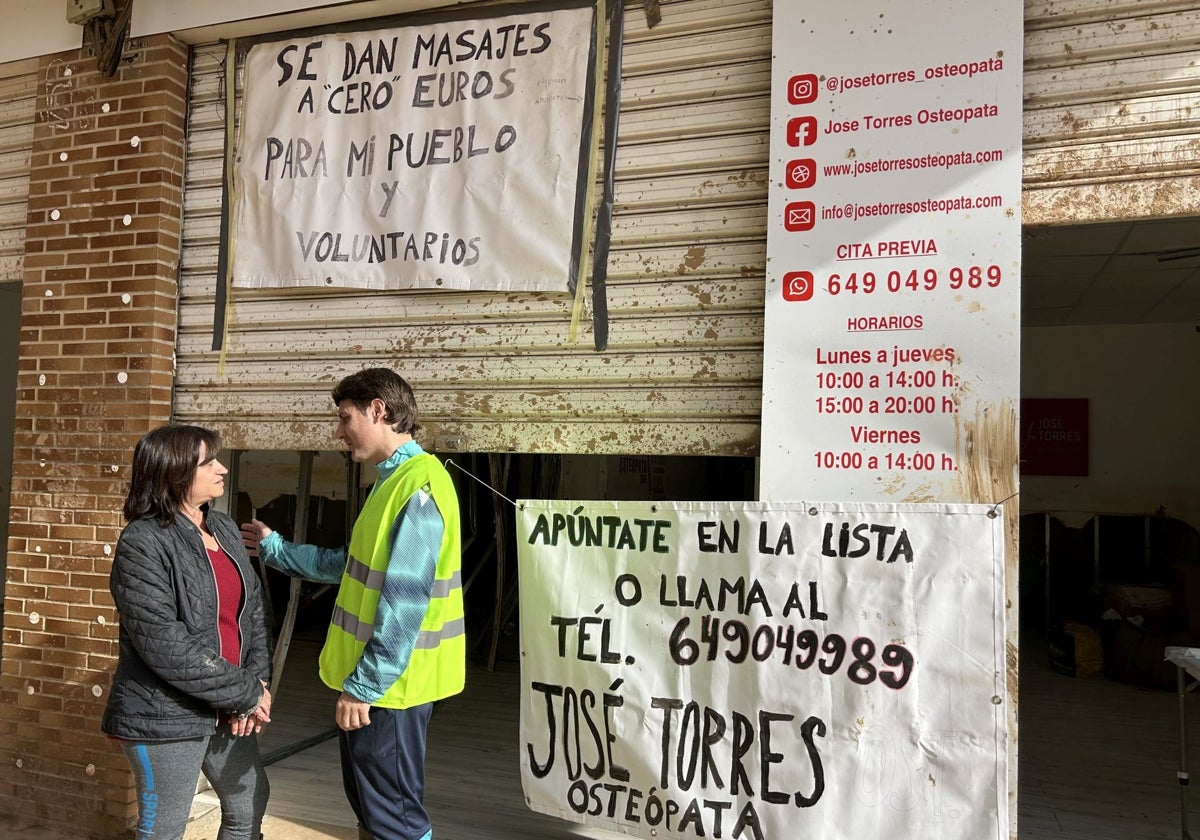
[{"xmin": 120, "ymin": 728, "xmax": 269, "ymax": 840}]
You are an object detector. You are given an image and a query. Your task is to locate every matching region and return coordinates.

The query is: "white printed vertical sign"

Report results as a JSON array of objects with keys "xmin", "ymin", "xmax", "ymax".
[{"xmin": 760, "ymin": 3, "xmax": 1023, "ymax": 503}]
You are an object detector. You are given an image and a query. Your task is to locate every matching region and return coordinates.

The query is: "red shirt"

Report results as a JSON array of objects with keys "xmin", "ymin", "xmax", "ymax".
[{"xmin": 207, "ymin": 545, "xmax": 243, "ymax": 665}]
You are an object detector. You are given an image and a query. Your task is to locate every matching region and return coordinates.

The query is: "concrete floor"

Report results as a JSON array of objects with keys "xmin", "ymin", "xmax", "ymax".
[
  {"xmin": 0, "ymin": 810, "xmax": 356, "ymax": 840},
  {"xmin": 185, "ymin": 808, "xmax": 357, "ymax": 839}
]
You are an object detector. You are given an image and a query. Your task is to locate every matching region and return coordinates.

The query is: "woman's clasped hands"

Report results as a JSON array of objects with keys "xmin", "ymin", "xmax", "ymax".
[{"xmin": 230, "ymin": 681, "xmax": 272, "ymax": 737}]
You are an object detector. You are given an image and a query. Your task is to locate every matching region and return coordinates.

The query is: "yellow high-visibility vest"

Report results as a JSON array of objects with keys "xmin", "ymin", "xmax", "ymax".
[{"xmin": 319, "ymin": 452, "xmax": 465, "ymax": 708}]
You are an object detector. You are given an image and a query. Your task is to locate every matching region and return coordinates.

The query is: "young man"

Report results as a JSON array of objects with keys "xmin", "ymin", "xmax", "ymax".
[{"xmin": 241, "ymin": 368, "xmax": 464, "ymax": 840}]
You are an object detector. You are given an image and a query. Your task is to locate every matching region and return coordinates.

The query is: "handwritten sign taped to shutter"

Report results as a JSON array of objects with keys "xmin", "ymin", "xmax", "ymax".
[{"xmin": 232, "ymin": 4, "xmax": 596, "ymax": 291}]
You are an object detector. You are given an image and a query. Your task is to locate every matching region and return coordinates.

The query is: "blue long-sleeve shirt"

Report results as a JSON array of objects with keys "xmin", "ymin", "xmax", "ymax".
[{"xmin": 259, "ymin": 441, "xmax": 445, "ymax": 703}]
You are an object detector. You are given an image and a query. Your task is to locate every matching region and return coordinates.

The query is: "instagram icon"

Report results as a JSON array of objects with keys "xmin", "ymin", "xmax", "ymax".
[{"xmin": 787, "ymin": 74, "xmax": 818, "ymax": 105}]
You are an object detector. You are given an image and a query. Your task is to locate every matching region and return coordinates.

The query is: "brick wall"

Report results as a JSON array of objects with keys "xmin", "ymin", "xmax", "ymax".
[{"xmin": 0, "ymin": 33, "xmax": 188, "ymax": 837}]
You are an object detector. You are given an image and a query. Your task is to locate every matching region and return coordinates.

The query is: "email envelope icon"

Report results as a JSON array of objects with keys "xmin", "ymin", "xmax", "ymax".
[{"xmin": 784, "ymin": 201, "xmax": 815, "ymax": 232}]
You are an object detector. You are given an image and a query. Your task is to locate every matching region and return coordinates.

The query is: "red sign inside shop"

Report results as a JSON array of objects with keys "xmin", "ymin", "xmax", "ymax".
[{"xmin": 1020, "ymin": 398, "xmax": 1088, "ymax": 476}]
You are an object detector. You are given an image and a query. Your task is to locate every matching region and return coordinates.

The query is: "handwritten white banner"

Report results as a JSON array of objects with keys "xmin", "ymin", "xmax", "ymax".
[
  {"xmin": 232, "ymin": 4, "xmax": 596, "ymax": 291},
  {"xmin": 517, "ymin": 500, "xmax": 1008, "ymax": 840}
]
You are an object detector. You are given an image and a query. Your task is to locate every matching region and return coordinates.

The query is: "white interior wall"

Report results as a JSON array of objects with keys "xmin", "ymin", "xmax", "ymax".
[{"xmin": 1021, "ymin": 322, "xmax": 1200, "ymax": 532}]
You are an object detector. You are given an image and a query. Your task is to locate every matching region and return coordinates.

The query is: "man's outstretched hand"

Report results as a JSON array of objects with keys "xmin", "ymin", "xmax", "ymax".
[{"xmin": 240, "ymin": 519, "xmax": 273, "ymax": 557}]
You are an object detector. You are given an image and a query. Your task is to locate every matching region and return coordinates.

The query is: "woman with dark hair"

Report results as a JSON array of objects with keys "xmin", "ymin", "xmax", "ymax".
[{"xmin": 102, "ymin": 425, "xmax": 273, "ymax": 839}]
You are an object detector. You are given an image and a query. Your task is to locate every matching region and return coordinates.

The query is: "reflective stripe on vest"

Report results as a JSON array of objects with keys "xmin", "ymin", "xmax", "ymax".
[
  {"xmin": 343, "ymin": 557, "xmax": 460, "ymax": 600},
  {"xmin": 331, "ymin": 606, "xmax": 466, "ymax": 649}
]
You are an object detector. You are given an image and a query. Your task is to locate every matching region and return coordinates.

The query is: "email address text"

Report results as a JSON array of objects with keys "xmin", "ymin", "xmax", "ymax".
[{"xmin": 822, "ymin": 194, "xmax": 1003, "ymax": 222}]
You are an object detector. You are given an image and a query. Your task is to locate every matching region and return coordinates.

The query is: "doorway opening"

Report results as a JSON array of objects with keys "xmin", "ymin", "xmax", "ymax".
[{"xmin": 0, "ymin": 280, "xmax": 22, "ymax": 645}]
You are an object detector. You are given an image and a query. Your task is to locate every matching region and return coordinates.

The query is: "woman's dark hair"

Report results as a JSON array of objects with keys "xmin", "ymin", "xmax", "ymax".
[
  {"xmin": 332, "ymin": 367, "xmax": 421, "ymax": 435},
  {"xmin": 122, "ymin": 425, "xmax": 222, "ymax": 524}
]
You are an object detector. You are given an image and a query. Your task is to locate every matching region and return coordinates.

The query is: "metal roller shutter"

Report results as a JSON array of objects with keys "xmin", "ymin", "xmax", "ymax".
[
  {"xmin": 175, "ymin": 0, "xmax": 770, "ymax": 456},
  {"xmin": 0, "ymin": 60, "xmax": 36, "ymax": 280},
  {"xmin": 176, "ymin": 0, "xmax": 1197, "ymax": 453},
  {"xmin": 1023, "ymin": 0, "xmax": 1200, "ymax": 223}
]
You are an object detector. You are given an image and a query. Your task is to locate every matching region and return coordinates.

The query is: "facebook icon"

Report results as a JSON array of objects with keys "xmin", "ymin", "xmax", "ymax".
[{"xmin": 787, "ymin": 116, "xmax": 818, "ymax": 147}]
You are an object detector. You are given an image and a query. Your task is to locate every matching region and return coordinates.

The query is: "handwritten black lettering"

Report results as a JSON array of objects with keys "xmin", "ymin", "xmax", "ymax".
[
  {"xmin": 295, "ymin": 230, "xmax": 480, "ymax": 267},
  {"xmin": 527, "ymin": 680, "xmax": 630, "ymax": 783},
  {"xmin": 275, "ymin": 41, "xmax": 322, "ymax": 86},
  {"xmin": 527, "ymin": 510, "xmax": 672, "ymax": 554},
  {"xmin": 411, "ymin": 22, "xmax": 553, "ymax": 69},
  {"xmin": 821, "ymin": 520, "xmax": 914, "ymax": 563},
  {"xmin": 650, "ymin": 697, "xmax": 827, "ymax": 810}
]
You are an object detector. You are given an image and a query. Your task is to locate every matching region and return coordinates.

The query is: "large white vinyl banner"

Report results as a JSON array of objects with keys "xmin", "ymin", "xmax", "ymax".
[
  {"xmin": 231, "ymin": 4, "xmax": 596, "ymax": 291},
  {"xmin": 517, "ymin": 500, "xmax": 1008, "ymax": 840},
  {"xmin": 759, "ymin": 2, "xmax": 1023, "ymax": 502}
]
